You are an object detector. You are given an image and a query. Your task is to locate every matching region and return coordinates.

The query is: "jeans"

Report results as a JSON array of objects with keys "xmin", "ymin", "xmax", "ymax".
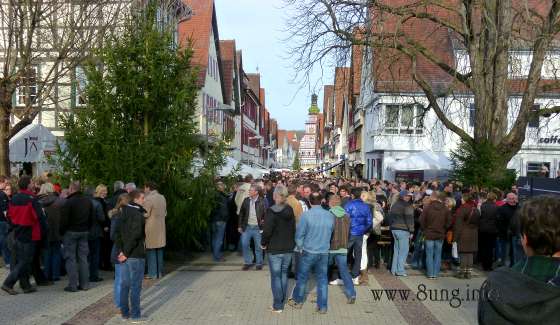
[
  {"xmin": 347, "ymin": 235, "xmax": 363, "ymax": 278},
  {"xmin": 43, "ymin": 241, "xmax": 62, "ymax": 281},
  {"xmin": 241, "ymin": 225, "xmax": 263, "ymax": 266},
  {"xmin": 88, "ymin": 238, "xmax": 101, "ymax": 281},
  {"xmin": 511, "ymin": 235, "xmax": 526, "ymax": 266},
  {"xmin": 330, "ymin": 253, "xmax": 356, "ymax": 299},
  {"xmin": 391, "ymin": 230, "xmax": 410, "ymax": 276},
  {"xmin": 120, "ymin": 258, "xmax": 145, "ymax": 319},
  {"xmin": 496, "ymin": 238, "xmax": 510, "ymax": 266},
  {"xmin": 114, "ymin": 263, "xmax": 124, "ymax": 308},
  {"xmin": 146, "ymin": 248, "xmax": 164, "ymax": 278},
  {"xmin": 268, "ymin": 253, "xmax": 293, "ymax": 310},
  {"xmin": 2, "ymin": 240, "xmax": 34, "ymax": 289},
  {"xmin": 63, "ymin": 231, "xmax": 90, "ymax": 290},
  {"xmin": 0, "ymin": 221, "xmax": 11, "ymax": 265},
  {"xmin": 424, "ymin": 239, "xmax": 443, "ymax": 278},
  {"xmin": 291, "ymin": 251, "xmax": 329, "ymax": 311},
  {"xmin": 211, "ymin": 221, "xmax": 227, "ymax": 261}
]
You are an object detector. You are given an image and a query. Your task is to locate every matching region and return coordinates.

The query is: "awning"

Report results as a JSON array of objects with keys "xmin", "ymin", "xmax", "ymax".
[
  {"xmin": 218, "ymin": 157, "xmax": 269, "ymax": 178},
  {"xmin": 389, "ymin": 151, "xmax": 451, "ymax": 171},
  {"xmin": 320, "ymin": 160, "xmax": 345, "ymax": 172},
  {"xmin": 9, "ymin": 124, "xmax": 59, "ymax": 163}
]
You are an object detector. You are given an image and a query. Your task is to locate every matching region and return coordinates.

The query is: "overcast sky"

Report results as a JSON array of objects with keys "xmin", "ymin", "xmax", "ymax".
[{"xmin": 214, "ymin": 0, "xmax": 332, "ymax": 131}]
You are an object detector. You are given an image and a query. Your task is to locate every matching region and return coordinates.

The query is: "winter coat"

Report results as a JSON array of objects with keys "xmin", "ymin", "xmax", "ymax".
[
  {"xmin": 144, "ymin": 190, "xmax": 167, "ymax": 249},
  {"xmin": 497, "ymin": 204, "xmax": 518, "ymax": 239},
  {"xmin": 344, "ymin": 199, "xmax": 373, "ymax": 236},
  {"xmin": 238, "ymin": 196, "xmax": 266, "ymax": 231},
  {"xmin": 88, "ymin": 197, "xmax": 106, "ymax": 240},
  {"xmin": 114, "ymin": 203, "xmax": 146, "ymax": 259},
  {"xmin": 210, "ymin": 191, "xmax": 230, "ymax": 223},
  {"xmin": 329, "ymin": 206, "xmax": 350, "ymax": 253},
  {"xmin": 388, "ymin": 199, "xmax": 415, "ymax": 233},
  {"xmin": 60, "ymin": 191, "xmax": 94, "ymax": 235},
  {"xmin": 39, "ymin": 193, "xmax": 64, "ymax": 243},
  {"xmin": 453, "ymin": 201, "xmax": 480, "ymax": 253},
  {"xmin": 419, "ymin": 200, "xmax": 451, "ymax": 241},
  {"xmin": 479, "ymin": 201, "xmax": 499, "ymax": 235},
  {"xmin": 261, "ymin": 204, "xmax": 296, "ymax": 254}
]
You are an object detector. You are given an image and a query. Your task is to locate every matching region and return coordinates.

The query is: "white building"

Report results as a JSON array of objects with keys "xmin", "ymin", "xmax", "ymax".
[{"xmin": 299, "ymin": 95, "xmax": 320, "ymax": 170}]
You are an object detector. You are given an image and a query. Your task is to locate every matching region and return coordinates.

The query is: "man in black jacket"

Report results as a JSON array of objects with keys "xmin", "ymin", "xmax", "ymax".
[
  {"xmin": 238, "ymin": 185, "xmax": 266, "ymax": 270},
  {"xmin": 60, "ymin": 181, "xmax": 94, "ymax": 292},
  {"xmin": 211, "ymin": 182, "xmax": 230, "ymax": 262},
  {"xmin": 496, "ymin": 193, "xmax": 518, "ymax": 267},
  {"xmin": 115, "ymin": 190, "xmax": 146, "ymax": 322}
]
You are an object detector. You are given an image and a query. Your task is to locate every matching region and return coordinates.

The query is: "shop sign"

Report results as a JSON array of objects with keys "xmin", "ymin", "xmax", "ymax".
[{"xmin": 538, "ymin": 136, "xmax": 560, "ymax": 144}]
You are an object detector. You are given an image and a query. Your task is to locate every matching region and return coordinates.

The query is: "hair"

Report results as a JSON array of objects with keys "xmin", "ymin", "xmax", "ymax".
[
  {"xmin": 95, "ymin": 184, "xmax": 107, "ymax": 197},
  {"xmin": 144, "ymin": 181, "xmax": 158, "ymax": 191},
  {"xmin": 38, "ymin": 182, "xmax": 54, "ymax": 195},
  {"xmin": 18, "ymin": 175, "xmax": 32, "ymax": 191},
  {"xmin": 244, "ymin": 174, "xmax": 253, "ymax": 183},
  {"xmin": 437, "ymin": 191, "xmax": 448, "ymax": 202},
  {"xmin": 125, "ymin": 182, "xmax": 136, "ymax": 191},
  {"xmin": 114, "ymin": 181, "xmax": 125, "ymax": 192},
  {"xmin": 351, "ymin": 187, "xmax": 362, "ymax": 199},
  {"xmin": 273, "ymin": 185, "xmax": 288, "ymax": 204},
  {"xmin": 309, "ymin": 192, "xmax": 323, "ymax": 205},
  {"xmin": 84, "ymin": 186, "xmax": 95, "ymax": 197},
  {"xmin": 445, "ymin": 197, "xmax": 456, "ymax": 210},
  {"xmin": 362, "ymin": 191, "xmax": 376, "ymax": 205},
  {"xmin": 69, "ymin": 181, "xmax": 81, "ymax": 193},
  {"xmin": 329, "ymin": 194, "xmax": 341, "ymax": 206},
  {"xmin": 520, "ymin": 196, "xmax": 560, "ymax": 256},
  {"xmin": 486, "ymin": 192, "xmax": 498, "ymax": 202},
  {"xmin": 128, "ymin": 190, "xmax": 144, "ymax": 202},
  {"xmin": 287, "ymin": 183, "xmax": 298, "ymax": 195},
  {"xmin": 115, "ymin": 194, "xmax": 130, "ymax": 210},
  {"xmin": 250, "ymin": 184, "xmax": 261, "ymax": 193}
]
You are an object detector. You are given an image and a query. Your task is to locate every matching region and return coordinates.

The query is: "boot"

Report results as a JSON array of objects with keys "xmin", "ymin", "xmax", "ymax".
[
  {"xmin": 465, "ymin": 268, "xmax": 473, "ymax": 279},
  {"xmin": 359, "ymin": 270, "xmax": 369, "ymax": 286}
]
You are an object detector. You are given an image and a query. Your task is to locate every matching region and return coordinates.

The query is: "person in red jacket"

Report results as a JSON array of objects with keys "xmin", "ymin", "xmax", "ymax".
[{"xmin": 1, "ymin": 176, "xmax": 45, "ymax": 295}]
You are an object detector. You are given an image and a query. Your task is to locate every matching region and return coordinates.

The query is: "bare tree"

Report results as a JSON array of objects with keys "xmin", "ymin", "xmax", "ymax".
[
  {"xmin": 284, "ymin": 0, "xmax": 560, "ymax": 170},
  {"xmin": 0, "ymin": 0, "xmax": 128, "ymax": 175}
]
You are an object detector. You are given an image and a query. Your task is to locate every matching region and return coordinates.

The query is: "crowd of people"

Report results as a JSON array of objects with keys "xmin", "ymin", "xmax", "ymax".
[
  {"xmin": 210, "ymin": 173, "xmax": 559, "ymax": 320},
  {"xmin": 0, "ymin": 175, "xmax": 167, "ymax": 323}
]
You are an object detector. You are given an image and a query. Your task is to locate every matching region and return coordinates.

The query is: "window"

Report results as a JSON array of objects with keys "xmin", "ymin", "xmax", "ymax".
[
  {"xmin": 528, "ymin": 105, "xmax": 540, "ymax": 128},
  {"xmin": 509, "ymin": 52, "xmax": 532, "ymax": 78},
  {"xmin": 16, "ymin": 66, "xmax": 38, "ymax": 107},
  {"xmin": 456, "ymin": 50, "xmax": 471, "ymax": 74},
  {"xmin": 469, "ymin": 103, "xmax": 476, "ymax": 127},
  {"xmin": 384, "ymin": 104, "xmax": 424, "ymax": 135},
  {"xmin": 527, "ymin": 162, "xmax": 550, "ymax": 177},
  {"xmin": 76, "ymin": 66, "xmax": 87, "ymax": 106}
]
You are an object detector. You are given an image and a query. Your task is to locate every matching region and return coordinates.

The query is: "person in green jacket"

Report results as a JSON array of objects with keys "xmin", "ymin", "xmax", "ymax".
[
  {"xmin": 327, "ymin": 195, "xmax": 356, "ymax": 304},
  {"xmin": 478, "ymin": 195, "xmax": 560, "ymax": 325}
]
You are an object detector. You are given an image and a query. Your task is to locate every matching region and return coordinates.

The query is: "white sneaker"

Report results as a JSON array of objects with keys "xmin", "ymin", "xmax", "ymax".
[
  {"xmin": 329, "ymin": 279, "xmax": 343, "ymax": 285},
  {"xmin": 353, "ymin": 277, "xmax": 360, "ymax": 285}
]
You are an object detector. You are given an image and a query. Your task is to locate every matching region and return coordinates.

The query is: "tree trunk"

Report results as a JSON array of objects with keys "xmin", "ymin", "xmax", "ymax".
[{"xmin": 0, "ymin": 106, "xmax": 10, "ymax": 177}]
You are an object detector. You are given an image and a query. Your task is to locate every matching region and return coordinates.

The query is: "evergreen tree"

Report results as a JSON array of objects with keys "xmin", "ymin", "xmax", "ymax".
[
  {"xmin": 292, "ymin": 152, "xmax": 301, "ymax": 171},
  {"xmin": 59, "ymin": 3, "xmax": 224, "ymax": 249}
]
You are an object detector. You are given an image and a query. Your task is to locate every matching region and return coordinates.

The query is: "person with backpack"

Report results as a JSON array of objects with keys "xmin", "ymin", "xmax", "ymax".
[{"xmin": 327, "ymin": 195, "xmax": 356, "ymax": 304}]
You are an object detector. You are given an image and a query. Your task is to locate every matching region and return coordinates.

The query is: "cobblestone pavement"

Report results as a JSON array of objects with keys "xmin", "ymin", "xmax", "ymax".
[{"xmin": 1, "ymin": 253, "xmax": 486, "ymax": 325}]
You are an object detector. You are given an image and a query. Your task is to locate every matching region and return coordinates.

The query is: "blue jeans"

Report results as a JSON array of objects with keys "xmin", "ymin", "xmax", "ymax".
[
  {"xmin": 425, "ymin": 239, "xmax": 443, "ymax": 277},
  {"xmin": 268, "ymin": 253, "xmax": 293, "ymax": 310},
  {"xmin": 0, "ymin": 221, "xmax": 11, "ymax": 265},
  {"xmin": 211, "ymin": 221, "xmax": 227, "ymax": 261},
  {"xmin": 496, "ymin": 238, "xmax": 510, "ymax": 266},
  {"xmin": 114, "ymin": 263, "xmax": 123, "ymax": 308},
  {"xmin": 43, "ymin": 241, "xmax": 62, "ymax": 281},
  {"xmin": 120, "ymin": 258, "xmax": 145, "ymax": 319},
  {"xmin": 330, "ymin": 253, "xmax": 356, "ymax": 299},
  {"xmin": 347, "ymin": 235, "xmax": 363, "ymax": 278},
  {"xmin": 291, "ymin": 251, "xmax": 329, "ymax": 311},
  {"xmin": 511, "ymin": 235, "xmax": 526, "ymax": 266},
  {"xmin": 241, "ymin": 225, "xmax": 263, "ymax": 266},
  {"xmin": 391, "ymin": 230, "xmax": 410, "ymax": 276},
  {"xmin": 146, "ymin": 248, "xmax": 164, "ymax": 278}
]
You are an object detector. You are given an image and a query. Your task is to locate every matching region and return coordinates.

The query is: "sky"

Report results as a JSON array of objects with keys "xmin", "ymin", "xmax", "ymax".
[{"xmin": 214, "ymin": 0, "xmax": 332, "ymax": 131}]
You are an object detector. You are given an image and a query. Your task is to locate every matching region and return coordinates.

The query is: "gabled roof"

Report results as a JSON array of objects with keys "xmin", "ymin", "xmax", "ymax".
[
  {"xmin": 219, "ymin": 40, "xmax": 236, "ymax": 105},
  {"xmin": 247, "ymin": 73, "xmax": 261, "ymax": 102},
  {"xmin": 179, "ymin": 0, "xmax": 217, "ymax": 87}
]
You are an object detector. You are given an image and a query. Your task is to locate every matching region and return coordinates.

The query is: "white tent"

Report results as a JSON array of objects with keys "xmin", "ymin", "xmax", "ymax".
[
  {"xmin": 9, "ymin": 124, "xmax": 58, "ymax": 163},
  {"xmin": 218, "ymin": 157, "xmax": 268, "ymax": 178},
  {"xmin": 389, "ymin": 151, "xmax": 452, "ymax": 171}
]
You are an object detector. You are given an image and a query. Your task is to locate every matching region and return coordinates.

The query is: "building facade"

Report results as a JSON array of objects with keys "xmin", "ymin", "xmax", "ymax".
[{"xmin": 299, "ymin": 95, "xmax": 321, "ymax": 170}]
